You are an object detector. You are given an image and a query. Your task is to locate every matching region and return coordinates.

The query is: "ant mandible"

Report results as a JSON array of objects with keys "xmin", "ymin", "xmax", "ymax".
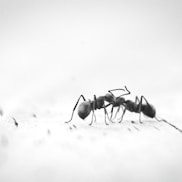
[
  {"xmin": 109, "ymin": 88, "xmax": 182, "ymax": 133},
  {"xmin": 65, "ymin": 86, "xmax": 129, "ymax": 126}
]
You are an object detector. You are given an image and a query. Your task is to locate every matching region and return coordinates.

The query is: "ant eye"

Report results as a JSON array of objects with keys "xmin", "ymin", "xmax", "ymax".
[{"xmin": 78, "ymin": 102, "xmax": 91, "ymax": 119}]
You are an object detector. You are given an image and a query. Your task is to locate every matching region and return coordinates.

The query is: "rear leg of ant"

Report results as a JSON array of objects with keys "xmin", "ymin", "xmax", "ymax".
[
  {"xmin": 135, "ymin": 96, "xmax": 140, "ymax": 104},
  {"xmin": 93, "ymin": 95, "xmax": 97, "ymax": 122},
  {"xmin": 114, "ymin": 106, "xmax": 124, "ymax": 120},
  {"xmin": 138, "ymin": 96, "xmax": 151, "ymax": 123},
  {"xmin": 138, "ymin": 96, "xmax": 144, "ymax": 123},
  {"xmin": 104, "ymin": 107, "xmax": 109, "ymax": 125},
  {"xmin": 102, "ymin": 102, "xmax": 113, "ymax": 125},
  {"xmin": 89, "ymin": 95, "xmax": 97, "ymax": 126},
  {"xmin": 110, "ymin": 106, "xmax": 117, "ymax": 122},
  {"xmin": 89, "ymin": 110, "xmax": 96, "ymax": 126},
  {"xmin": 155, "ymin": 116, "xmax": 182, "ymax": 133},
  {"xmin": 65, "ymin": 95, "xmax": 86, "ymax": 123}
]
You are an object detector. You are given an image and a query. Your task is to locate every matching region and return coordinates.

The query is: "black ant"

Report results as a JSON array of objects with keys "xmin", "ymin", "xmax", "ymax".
[
  {"xmin": 65, "ymin": 87, "xmax": 129, "ymax": 126},
  {"xmin": 109, "ymin": 87, "xmax": 182, "ymax": 133},
  {"xmin": 65, "ymin": 95, "xmax": 111, "ymax": 125}
]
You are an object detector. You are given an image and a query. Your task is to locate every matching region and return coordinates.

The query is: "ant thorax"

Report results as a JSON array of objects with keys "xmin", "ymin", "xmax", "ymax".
[
  {"xmin": 104, "ymin": 93, "xmax": 114, "ymax": 103},
  {"xmin": 113, "ymin": 97, "xmax": 125, "ymax": 107},
  {"xmin": 124, "ymin": 100, "xmax": 138, "ymax": 112}
]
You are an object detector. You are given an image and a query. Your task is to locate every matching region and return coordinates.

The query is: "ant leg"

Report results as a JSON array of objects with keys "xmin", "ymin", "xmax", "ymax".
[
  {"xmin": 100, "ymin": 103, "xmax": 111, "ymax": 125},
  {"xmin": 93, "ymin": 95, "xmax": 97, "ymax": 122},
  {"xmin": 138, "ymin": 96, "xmax": 143, "ymax": 123},
  {"xmin": 65, "ymin": 95, "xmax": 86, "ymax": 123},
  {"xmin": 89, "ymin": 111, "xmax": 96, "ymax": 126},
  {"xmin": 138, "ymin": 96, "xmax": 150, "ymax": 123},
  {"xmin": 104, "ymin": 102, "xmax": 115, "ymax": 123},
  {"xmin": 155, "ymin": 116, "xmax": 182, "ymax": 133},
  {"xmin": 135, "ymin": 96, "xmax": 140, "ymax": 104},
  {"xmin": 134, "ymin": 96, "xmax": 142, "ymax": 122},
  {"xmin": 113, "ymin": 106, "xmax": 123, "ymax": 120},
  {"xmin": 103, "ymin": 102, "xmax": 111, "ymax": 125},
  {"xmin": 104, "ymin": 107, "xmax": 109, "ymax": 125},
  {"xmin": 140, "ymin": 96, "xmax": 151, "ymax": 105},
  {"xmin": 89, "ymin": 95, "xmax": 97, "ymax": 126},
  {"xmin": 110, "ymin": 106, "xmax": 114, "ymax": 120},
  {"xmin": 118, "ymin": 108, "xmax": 126, "ymax": 123}
]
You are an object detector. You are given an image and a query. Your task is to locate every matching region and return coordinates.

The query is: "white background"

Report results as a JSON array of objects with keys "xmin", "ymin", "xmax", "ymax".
[{"xmin": 0, "ymin": 0, "xmax": 182, "ymax": 114}]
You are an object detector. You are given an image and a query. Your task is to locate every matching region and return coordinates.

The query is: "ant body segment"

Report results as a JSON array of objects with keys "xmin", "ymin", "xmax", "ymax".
[
  {"xmin": 109, "ymin": 88, "xmax": 182, "ymax": 133},
  {"xmin": 65, "ymin": 86, "xmax": 130, "ymax": 126},
  {"xmin": 65, "ymin": 95, "xmax": 111, "ymax": 125},
  {"xmin": 108, "ymin": 87, "xmax": 161, "ymax": 123},
  {"xmin": 117, "ymin": 95, "xmax": 156, "ymax": 123}
]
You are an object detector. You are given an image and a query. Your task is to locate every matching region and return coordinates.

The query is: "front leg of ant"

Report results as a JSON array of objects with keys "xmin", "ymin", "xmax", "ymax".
[
  {"xmin": 110, "ymin": 106, "xmax": 115, "ymax": 122},
  {"xmin": 113, "ymin": 106, "xmax": 122, "ymax": 120},
  {"xmin": 105, "ymin": 102, "xmax": 115, "ymax": 123},
  {"xmin": 103, "ymin": 104, "xmax": 110, "ymax": 125},
  {"xmin": 65, "ymin": 95, "xmax": 86, "ymax": 123},
  {"xmin": 89, "ymin": 95, "xmax": 97, "ymax": 126},
  {"xmin": 104, "ymin": 107, "xmax": 109, "ymax": 125},
  {"xmin": 118, "ymin": 108, "xmax": 126, "ymax": 123}
]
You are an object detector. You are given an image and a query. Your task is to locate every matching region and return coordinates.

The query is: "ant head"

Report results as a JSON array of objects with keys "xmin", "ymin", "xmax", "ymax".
[
  {"xmin": 77, "ymin": 101, "xmax": 91, "ymax": 119},
  {"xmin": 104, "ymin": 93, "xmax": 114, "ymax": 103}
]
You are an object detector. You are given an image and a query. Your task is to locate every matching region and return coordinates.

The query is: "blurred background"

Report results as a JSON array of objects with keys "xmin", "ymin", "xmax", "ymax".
[{"xmin": 0, "ymin": 0, "xmax": 182, "ymax": 118}]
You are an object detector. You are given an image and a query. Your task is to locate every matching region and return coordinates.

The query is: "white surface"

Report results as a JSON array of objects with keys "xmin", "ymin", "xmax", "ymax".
[{"xmin": 0, "ymin": 113, "xmax": 182, "ymax": 182}]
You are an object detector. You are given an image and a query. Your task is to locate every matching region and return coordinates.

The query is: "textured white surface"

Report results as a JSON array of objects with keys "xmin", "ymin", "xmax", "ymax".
[{"xmin": 0, "ymin": 102, "xmax": 182, "ymax": 182}]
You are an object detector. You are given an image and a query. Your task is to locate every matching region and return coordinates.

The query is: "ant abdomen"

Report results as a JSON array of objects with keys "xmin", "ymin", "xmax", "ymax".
[
  {"xmin": 141, "ymin": 104, "xmax": 156, "ymax": 118},
  {"xmin": 78, "ymin": 102, "xmax": 91, "ymax": 119}
]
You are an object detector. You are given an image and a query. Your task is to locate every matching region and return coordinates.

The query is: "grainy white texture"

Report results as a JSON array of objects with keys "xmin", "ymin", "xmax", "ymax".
[{"xmin": 0, "ymin": 0, "xmax": 182, "ymax": 182}]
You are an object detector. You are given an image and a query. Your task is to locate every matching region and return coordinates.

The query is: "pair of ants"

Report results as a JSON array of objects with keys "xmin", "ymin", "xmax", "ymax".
[{"xmin": 65, "ymin": 86, "xmax": 182, "ymax": 133}]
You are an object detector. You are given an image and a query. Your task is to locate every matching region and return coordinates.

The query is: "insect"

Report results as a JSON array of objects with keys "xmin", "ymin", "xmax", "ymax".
[
  {"xmin": 65, "ymin": 94, "xmax": 113, "ymax": 125},
  {"xmin": 109, "ymin": 88, "xmax": 182, "ymax": 133},
  {"xmin": 65, "ymin": 86, "xmax": 130, "ymax": 126}
]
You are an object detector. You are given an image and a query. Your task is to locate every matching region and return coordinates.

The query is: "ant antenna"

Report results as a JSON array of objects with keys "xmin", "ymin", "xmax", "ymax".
[
  {"xmin": 155, "ymin": 116, "xmax": 182, "ymax": 133},
  {"xmin": 108, "ymin": 85, "xmax": 130, "ymax": 97}
]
